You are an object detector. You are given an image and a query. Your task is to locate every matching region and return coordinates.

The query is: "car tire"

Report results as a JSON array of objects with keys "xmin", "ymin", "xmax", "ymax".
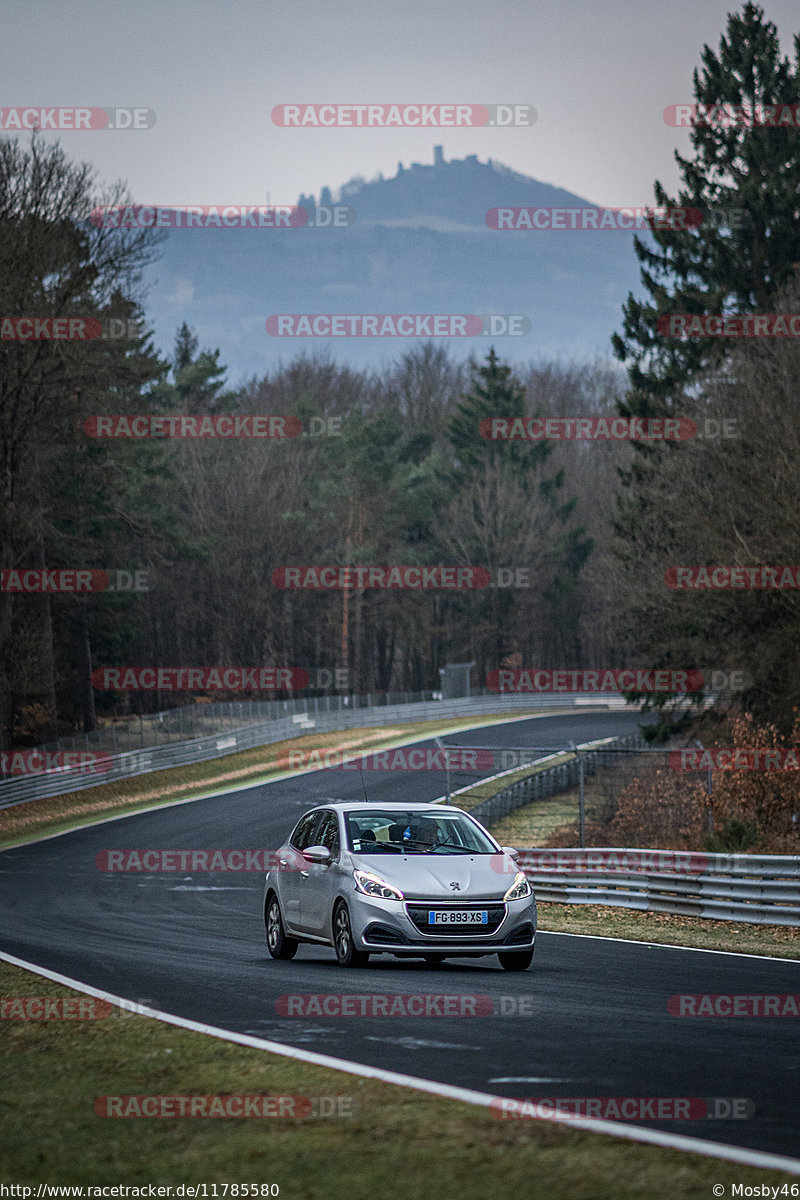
[
  {"xmin": 265, "ymin": 893, "xmax": 298, "ymax": 960},
  {"xmin": 333, "ymin": 902, "xmax": 369, "ymax": 968},
  {"xmin": 498, "ymin": 948, "xmax": 534, "ymax": 971}
]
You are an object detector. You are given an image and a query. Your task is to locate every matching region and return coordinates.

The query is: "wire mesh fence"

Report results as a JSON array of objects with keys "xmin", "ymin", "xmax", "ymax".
[
  {"xmin": 484, "ymin": 748, "xmax": 666, "ymax": 846},
  {"xmin": 11, "ymin": 692, "xmax": 444, "ymax": 760},
  {"xmin": 472, "ymin": 740, "xmax": 800, "ymax": 859}
]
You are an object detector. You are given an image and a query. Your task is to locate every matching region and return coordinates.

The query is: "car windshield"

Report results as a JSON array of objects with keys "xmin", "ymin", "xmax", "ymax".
[{"xmin": 344, "ymin": 809, "xmax": 496, "ymax": 855}]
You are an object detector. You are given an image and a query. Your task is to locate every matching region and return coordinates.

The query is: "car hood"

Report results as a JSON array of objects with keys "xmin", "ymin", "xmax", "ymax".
[{"xmin": 350, "ymin": 852, "xmax": 518, "ymax": 899}]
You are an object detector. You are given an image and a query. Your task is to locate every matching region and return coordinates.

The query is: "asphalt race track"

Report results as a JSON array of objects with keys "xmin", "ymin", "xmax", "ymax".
[{"xmin": 1, "ymin": 711, "xmax": 799, "ymax": 1163}]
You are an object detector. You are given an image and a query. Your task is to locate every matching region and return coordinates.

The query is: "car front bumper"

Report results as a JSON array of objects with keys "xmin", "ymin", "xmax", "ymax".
[{"xmin": 348, "ymin": 889, "xmax": 537, "ymax": 955}]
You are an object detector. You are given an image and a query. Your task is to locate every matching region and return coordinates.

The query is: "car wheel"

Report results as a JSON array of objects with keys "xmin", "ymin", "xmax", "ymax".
[
  {"xmin": 498, "ymin": 948, "xmax": 534, "ymax": 971},
  {"xmin": 265, "ymin": 893, "xmax": 298, "ymax": 960},
  {"xmin": 333, "ymin": 902, "xmax": 369, "ymax": 968}
]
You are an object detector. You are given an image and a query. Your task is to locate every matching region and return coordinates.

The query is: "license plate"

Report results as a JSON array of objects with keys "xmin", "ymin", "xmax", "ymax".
[{"xmin": 428, "ymin": 909, "xmax": 488, "ymax": 925}]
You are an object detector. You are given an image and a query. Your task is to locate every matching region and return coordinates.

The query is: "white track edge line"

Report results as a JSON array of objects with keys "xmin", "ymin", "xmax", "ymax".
[
  {"xmin": 537, "ymin": 929, "xmax": 800, "ymax": 963},
  {"xmin": 0, "ymin": 949, "xmax": 798, "ymax": 1176}
]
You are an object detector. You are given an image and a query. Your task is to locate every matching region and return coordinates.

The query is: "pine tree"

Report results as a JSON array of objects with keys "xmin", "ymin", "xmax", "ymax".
[
  {"xmin": 153, "ymin": 322, "xmax": 231, "ymax": 413},
  {"xmin": 447, "ymin": 347, "xmax": 550, "ymax": 485},
  {"xmin": 612, "ymin": 1, "xmax": 800, "ymax": 418},
  {"xmin": 173, "ymin": 322, "xmax": 198, "ymax": 372}
]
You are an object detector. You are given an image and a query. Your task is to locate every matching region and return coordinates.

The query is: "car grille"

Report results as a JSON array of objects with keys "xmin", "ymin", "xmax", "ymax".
[{"xmin": 405, "ymin": 902, "xmax": 506, "ymax": 937}]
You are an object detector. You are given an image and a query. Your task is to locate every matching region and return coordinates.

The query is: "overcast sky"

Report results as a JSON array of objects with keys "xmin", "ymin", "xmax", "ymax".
[{"xmin": 4, "ymin": 0, "xmax": 799, "ymax": 210}]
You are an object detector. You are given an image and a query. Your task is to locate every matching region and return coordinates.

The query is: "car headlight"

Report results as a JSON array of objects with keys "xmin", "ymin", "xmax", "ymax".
[
  {"xmin": 504, "ymin": 871, "xmax": 531, "ymax": 901},
  {"xmin": 353, "ymin": 869, "xmax": 404, "ymax": 901}
]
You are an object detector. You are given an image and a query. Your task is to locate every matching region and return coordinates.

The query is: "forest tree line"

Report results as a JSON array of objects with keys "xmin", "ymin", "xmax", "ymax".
[{"xmin": 3, "ymin": 2, "xmax": 800, "ymax": 752}]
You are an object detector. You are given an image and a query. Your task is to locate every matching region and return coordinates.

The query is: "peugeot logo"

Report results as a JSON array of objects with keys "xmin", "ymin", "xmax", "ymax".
[{"xmin": 450, "ymin": 881, "xmax": 461, "ymax": 891}]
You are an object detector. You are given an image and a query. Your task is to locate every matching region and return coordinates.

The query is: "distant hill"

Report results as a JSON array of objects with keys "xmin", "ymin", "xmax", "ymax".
[
  {"xmin": 303, "ymin": 149, "xmax": 604, "ymax": 228},
  {"xmin": 141, "ymin": 148, "xmax": 646, "ymax": 384}
]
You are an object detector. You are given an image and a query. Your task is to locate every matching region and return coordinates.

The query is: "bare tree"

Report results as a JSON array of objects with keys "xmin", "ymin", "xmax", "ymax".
[{"xmin": 0, "ymin": 134, "xmax": 160, "ymax": 747}]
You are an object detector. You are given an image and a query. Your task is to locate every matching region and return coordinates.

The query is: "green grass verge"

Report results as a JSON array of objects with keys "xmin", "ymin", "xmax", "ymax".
[
  {"xmin": 466, "ymin": 748, "xmax": 661, "ymax": 836},
  {"xmin": 450, "ymin": 752, "xmax": 574, "ymax": 812},
  {"xmin": 484, "ymin": 783, "xmax": 600, "ymax": 840},
  {"xmin": 537, "ymin": 902, "xmax": 800, "ymax": 959},
  {"xmin": 0, "ymin": 959, "xmax": 796, "ymax": 1195}
]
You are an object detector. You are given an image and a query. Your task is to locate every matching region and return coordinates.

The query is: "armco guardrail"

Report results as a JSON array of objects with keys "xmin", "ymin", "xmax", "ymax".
[
  {"xmin": 0, "ymin": 692, "xmax": 637, "ymax": 810},
  {"xmin": 468, "ymin": 733, "xmax": 651, "ymax": 824},
  {"xmin": 515, "ymin": 847, "xmax": 800, "ymax": 926}
]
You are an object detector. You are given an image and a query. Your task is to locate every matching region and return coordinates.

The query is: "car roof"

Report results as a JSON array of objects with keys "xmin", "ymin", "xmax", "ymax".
[{"xmin": 307, "ymin": 800, "xmax": 469, "ymax": 815}]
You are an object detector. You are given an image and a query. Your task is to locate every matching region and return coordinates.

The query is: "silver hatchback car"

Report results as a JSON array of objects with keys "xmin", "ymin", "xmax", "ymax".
[{"xmin": 263, "ymin": 801, "xmax": 536, "ymax": 970}]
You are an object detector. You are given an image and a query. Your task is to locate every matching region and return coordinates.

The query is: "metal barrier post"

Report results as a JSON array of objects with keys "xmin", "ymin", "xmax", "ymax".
[
  {"xmin": 570, "ymin": 741, "xmax": 585, "ymax": 848},
  {"xmin": 435, "ymin": 737, "xmax": 451, "ymax": 804}
]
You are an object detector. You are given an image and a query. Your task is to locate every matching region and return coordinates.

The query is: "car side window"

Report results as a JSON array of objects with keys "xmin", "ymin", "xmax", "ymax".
[
  {"xmin": 290, "ymin": 811, "xmax": 322, "ymax": 851},
  {"xmin": 315, "ymin": 811, "xmax": 340, "ymax": 857}
]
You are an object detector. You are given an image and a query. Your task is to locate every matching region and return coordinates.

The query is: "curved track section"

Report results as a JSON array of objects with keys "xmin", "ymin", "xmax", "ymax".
[{"xmin": 1, "ymin": 712, "xmax": 798, "ymax": 1163}]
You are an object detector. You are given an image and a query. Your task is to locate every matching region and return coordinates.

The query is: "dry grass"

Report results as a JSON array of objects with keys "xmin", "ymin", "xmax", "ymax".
[
  {"xmin": 1, "ymin": 958, "xmax": 797, "ymax": 1195},
  {"xmin": 537, "ymin": 902, "xmax": 800, "ymax": 958}
]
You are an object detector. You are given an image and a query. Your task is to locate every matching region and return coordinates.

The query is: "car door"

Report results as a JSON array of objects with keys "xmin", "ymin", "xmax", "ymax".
[
  {"xmin": 300, "ymin": 809, "xmax": 341, "ymax": 938},
  {"xmin": 280, "ymin": 810, "xmax": 322, "ymax": 931}
]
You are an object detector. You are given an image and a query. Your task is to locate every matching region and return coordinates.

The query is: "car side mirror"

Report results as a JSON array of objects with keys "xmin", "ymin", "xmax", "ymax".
[
  {"xmin": 500, "ymin": 846, "xmax": 521, "ymax": 859},
  {"xmin": 303, "ymin": 845, "xmax": 332, "ymax": 865}
]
